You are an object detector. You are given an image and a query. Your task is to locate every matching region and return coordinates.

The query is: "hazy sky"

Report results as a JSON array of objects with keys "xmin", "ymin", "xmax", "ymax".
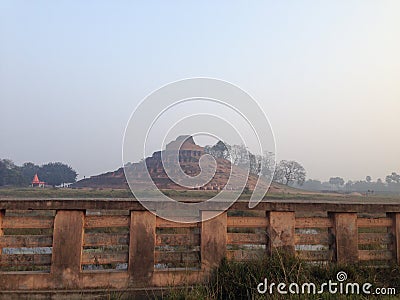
[{"xmin": 1, "ymin": 1, "xmax": 399, "ymax": 181}]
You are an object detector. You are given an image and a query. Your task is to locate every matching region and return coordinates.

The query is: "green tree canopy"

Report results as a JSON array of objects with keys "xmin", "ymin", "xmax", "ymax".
[
  {"xmin": 0, "ymin": 159, "xmax": 77, "ymax": 187},
  {"xmin": 38, "ymin": 162, "xmax": 77, "ymax": 187},
  {"xmin": 0, "ymin": 159, "xmax": 24, "ymax": 186}
]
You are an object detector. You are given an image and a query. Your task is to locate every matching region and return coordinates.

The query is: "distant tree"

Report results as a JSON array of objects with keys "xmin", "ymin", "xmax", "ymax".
[
  {"xmin": 21, "ymin": 162, "xmax": 40, "ymax": 185},
  {"xmin": 249, "ymin": 153, "xmax": 258, "ymax": 175},
  {"xmin": 0, "ymin": 160, "xmax": 7, "ymax": 186},
  {"xmin": 206, "ymin": 141, "xmax": 231, "ymax": 159},
  {"xmin": 386, "ymin": 172, "xmax": 400, "ymax": 184},
  {"xmin": 366, "ymin": 176, "xmax": 372, "ymax": 183},
  {"xmin": 302, "ymin": 179, "xmax": 322, "ymax": 191},
  {"xmin": 205, "ymin": 142, "xmax": 275, "ymax": 179},
  {"xmin": 329, "ymin": 177, "xmax": 345, "ymax": 188},
  {"xmin": 38, "ymin": 162, "xmax": 77, "ymax": 187},
  {"xmin": 0, "ymin": 159, "xmax": 24, "ymax": 186},
  {"xmin": 375, "ymin": 178, "xmax": 385, "ymax": 191},
  {"xmin": 259, "ymin": 151, "xmax": 275, "ymax": 180},
  {"xmin": 274, "ymin": 160, "xmax": 306, "ymax": 186},
  {"xmin": 229, "ymin": 144, "xmax": 249, "ymax": 167},
  {"xmin": 345, "ymin": 180, "xmax": 354, "ymax": 190}
]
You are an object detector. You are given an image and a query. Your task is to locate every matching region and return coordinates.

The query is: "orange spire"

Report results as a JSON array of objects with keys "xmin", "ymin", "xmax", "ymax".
[{"xmin": 32, "ymin": 173, "xmax": 40, "ymax": 184}]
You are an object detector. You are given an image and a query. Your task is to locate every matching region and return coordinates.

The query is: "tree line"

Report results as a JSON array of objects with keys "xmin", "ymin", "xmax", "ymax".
[
  {"xmin": 204, "ymin": 141, "xmax": 306, "ymax": 186},
  {"xmin": 204, "ymin": 141, "xmax": 400, "ymax": 194},
  {"xmin": 299, "ymin": 173, "xmax": 400, "ymax": 194},
  {"xmin": 0, "ymin": 159, "xmax": 77, "ymax": 187}
]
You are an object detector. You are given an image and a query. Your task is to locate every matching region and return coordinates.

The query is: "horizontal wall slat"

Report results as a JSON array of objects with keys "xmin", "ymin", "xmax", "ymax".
[
  {"xmin": 2, "ymin": 217, "xmax": 53, "ymax": 229},
  {"xmin": 86, "ymin": 210, "xmax": 130, "ymax": 216},
  {"xmin": 226, "ymin": 250, "xmax": 265, "ymax": 261},
  {"xmin": 357, "ymin": 218, "xmax": 392, "ymax": 228},
  {"xmin": 81, "ymin": 252, "xmax": 128, "ymax": 265},
  {"xmin": 155, "ymin": 251, "xmax": 200, "ymax": 264},
  {"xmin": 83, "ymin": 234, "xmax": 129, "ymax": 246},
  {"xmin": 1, "ymin": 198, "xmax": 400, "ymax": 213},
  {"xmin": 359, "ymin": 250, "xmax": 393, "ymax": 261},
  {"xmin": 0, "ymin": 254, "xmax": 51, "ymax": 267},
  {"xmin": 358, "ymin": 233, "xmax": 392, "ymax": 245},
  {"xmin": 84, "ymin": 216, "xmax": 129, "ymax": 228},
  {"xmin": 295, "ymin": 233, "xmax": 331, "ymax": 245},
  {"xmin": 0, "ymin": 235, "xmax": 52, "ymax": 247},
  {"xmin": 296, "ymin": 250, "xmax": 333, "ymax": 261},
  {"xmin": 227, "ymin": 217, "xmax": 268, "ymax": 228},
  {"xmin": 156, "ymin": 218, "xmax": 199, "ymax": 228},
  {"xmin": 295, "ymin": 217, "xmax": 332, "ymax": 228},
  {"xmin": 156, "ymin": 234, "xmax": 200, "ymax": 246},
  {"xmin": 227, "ymin": 233, "xmax": 266, "ymax": 245}
]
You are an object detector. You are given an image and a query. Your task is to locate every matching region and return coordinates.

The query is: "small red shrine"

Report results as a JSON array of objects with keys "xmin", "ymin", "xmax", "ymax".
[{"xmin": 31, "ymin": 173, "xmax": 45, "ymax": 188}]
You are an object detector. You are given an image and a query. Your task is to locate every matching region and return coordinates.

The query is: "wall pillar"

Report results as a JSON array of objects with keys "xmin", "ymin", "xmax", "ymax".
[
  {"xmin": 330, "ymin": 212, "xmax": 358, "ymax": 264},
  {"xmin": 128, "ymin": 211, "xmax": 156, "ymax": 284},
  {"xmin": 51, "ymin": 210, "xmax": 85, "ymax": 288},
  {"xmin": 201, "ymin": 211, "xmax": 227, "ymax": 271},
  {"xmin": 0, "ymin": 210, "xmax": 4, "ymax": 255},
  {"xmin": 267, "ymin": 211, "xmax": 295, "ymax": 254},
  {"xmin": 388, "ymin": 213, "xmax": 400, "ymax": 265}
]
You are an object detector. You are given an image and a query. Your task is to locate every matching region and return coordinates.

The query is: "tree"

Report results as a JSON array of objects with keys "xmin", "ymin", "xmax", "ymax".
[
  {"xmin": 0, "ymin": 159, "xmax": 24, "ymax": 186},
  {"xmin": 249, "ymin": 153, "xmax": 258, "ymax": 175},
  {"xmin": 345, "ymin": 180, "xmax": 354, "ymax": 190},
  {"xmin": 38, "ymin": 162, "xmax": 77, "ymax": 187},
  {"xmin": 302, "ymin": 179, "xmax": 322, "ymax": 191},
  {"xmin": 386, "ymin": 172, "xmax": 400, "ymax": 184},
  {"xmin": 329, "ymin": 177, "xmax": 345, "ymax": 188},
  {"xmin": 229, "ymin": 144, "xmax": 249, "ymax": 167},
  {"xmin": 273, "ymin": 160, "xmax": 306, "ymax": 186},
  {"xmin": 206, "ymin": 141, "xmax": 231, "ymax": 159},
  {"xmin": 21, "ymin": 162, "xmax": 40, "ymax": 185},
  {"xmin": 366, "ymin": 176, "xmax": 372, "ymax": 183},
  {"xmin": 259, "ymin": 152, "xmax": 275, "ymax": 180},
  {"xmin": 205, "ymin": 142, "xmax": 275, "ymax": 179}
]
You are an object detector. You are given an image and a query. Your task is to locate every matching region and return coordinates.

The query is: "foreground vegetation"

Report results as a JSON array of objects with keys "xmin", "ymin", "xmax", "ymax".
[{"xmin": 162, "ymin": 253, "xmax": 400, "ymax": 300}]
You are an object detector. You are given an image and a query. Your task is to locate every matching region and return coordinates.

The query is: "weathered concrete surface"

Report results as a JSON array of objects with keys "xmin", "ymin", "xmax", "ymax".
[
  {"xmin": 128, "ymin": 211, "xmax": 156, "ymax": 284},
  {"xmin": 267, "ymin": 211, "xmax": 295, "ymax": 254},
  {"xmin": 0, "ymin": 197, "xmax": 399, "ymax": 213},
  {"xmin": 388, "ymin": 212, "xmax": 400, "ymax": 265},
  {"xmin": 51, "ymin": 210, "xmax": 84, "ymax": 288},
  {"xmin": 330, "ymin": 212, "xmax": 358, "ymax": 264},
  {"xmin": 201, "ymin": 211, "xmax": 227, "ymax": 270},
  {"xmin": 0, "ymin": 198, "xmax": 399, "ymax": 294}
]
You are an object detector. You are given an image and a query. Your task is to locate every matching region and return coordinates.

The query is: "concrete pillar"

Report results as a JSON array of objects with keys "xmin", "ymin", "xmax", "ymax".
[
  {"xmin": 201, "ymin": 211, "xmax": 227, "ymax": 270},
  {"xmin": 267, "ymin": 211, "xmax": 295, "ymax": 254},
  {"xmin": 128, "ymin": 211, "xmax": 156, "ymax": 283},
  {"xmin": 330, "ymin": 212, "xmax": 358, "ymax": 264},
  {"xmin": 51, "ymin": 210, "xmax": 85, "ymax": 288},
  {"xmin": 0, "ymin": 210, "xmax": 4, "ymax": 255},
  {"xmin": 388, "ymin": 213, "xmax": 400, "ymax": 265}
]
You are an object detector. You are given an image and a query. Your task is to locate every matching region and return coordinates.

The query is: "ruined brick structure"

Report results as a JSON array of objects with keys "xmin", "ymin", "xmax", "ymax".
[{"xmin": 74, "ymin": 135, "xmax": 267, "ymax": 191}]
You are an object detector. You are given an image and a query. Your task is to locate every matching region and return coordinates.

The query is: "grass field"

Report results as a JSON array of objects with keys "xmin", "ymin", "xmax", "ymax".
[{"xmin": 0, "ymin": 187, "xmax": 399, "ymax": 204}]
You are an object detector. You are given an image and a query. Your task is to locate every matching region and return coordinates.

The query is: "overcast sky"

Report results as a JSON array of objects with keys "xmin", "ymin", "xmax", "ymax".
[{"xmin": 1, "ymin": 1, "xmax": 399, "ymax": 182}]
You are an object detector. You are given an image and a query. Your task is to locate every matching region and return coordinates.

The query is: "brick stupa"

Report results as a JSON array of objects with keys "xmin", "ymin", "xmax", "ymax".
[{"xmin": 74, "ymin": 135, "xmax": 269, "ymax": 191}]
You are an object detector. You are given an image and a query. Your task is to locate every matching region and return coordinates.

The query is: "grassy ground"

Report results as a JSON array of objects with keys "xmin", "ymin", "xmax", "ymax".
[
  {"xmin": 0, "ymin": 187, "xmax": 134, "ymax": 198},
  {"xmin": 1, "ymin": 187, "xmax": 399, "ymax": 202},
  {"xmin": 161, "ymin": 252, "xmax": 400, "ymax": 300}
]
